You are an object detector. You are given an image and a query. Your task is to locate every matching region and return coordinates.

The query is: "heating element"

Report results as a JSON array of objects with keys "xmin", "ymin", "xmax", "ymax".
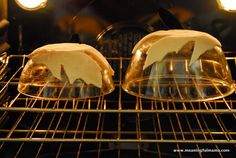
[{"xmin": 0, "ymin": 54, "xmax": 236, "ymax": 157}]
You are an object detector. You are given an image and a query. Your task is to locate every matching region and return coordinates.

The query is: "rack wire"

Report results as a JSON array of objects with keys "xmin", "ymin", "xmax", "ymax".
[
  {"xmin": 1, "ymin": 55, "xmax": 236, "ymax": 113},
  {"xmin": 0, "ymin": 109, "xmax": 236, "ymax": 143},
  {"xmin": 0, "ymin": 55, "xmax": 236, "ymax": 157}
]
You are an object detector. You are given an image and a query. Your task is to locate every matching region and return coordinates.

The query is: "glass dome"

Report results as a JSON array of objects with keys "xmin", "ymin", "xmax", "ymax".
[
  {"xmin": 18, "ymin": 43, "xmax": 115, "ymax": 100},
  {"xmin": 122, "ymin": 30, "xmax": 235, "ymax": 101}
]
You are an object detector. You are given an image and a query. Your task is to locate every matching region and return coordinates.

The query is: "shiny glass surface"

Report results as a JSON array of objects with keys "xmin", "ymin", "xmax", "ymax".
[{"xmin": 123, "ymin": 40, "xmax": 235, "ymax": 101}]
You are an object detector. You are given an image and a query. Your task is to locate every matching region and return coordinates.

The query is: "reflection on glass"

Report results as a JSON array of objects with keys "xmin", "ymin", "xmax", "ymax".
[
  {"xmin": 123, "ymin": 40, "xmax": 234, "ymax": 102},
  {"xmin": 18, "ymin": 60, "xmax": 114, "ymax": 100}
]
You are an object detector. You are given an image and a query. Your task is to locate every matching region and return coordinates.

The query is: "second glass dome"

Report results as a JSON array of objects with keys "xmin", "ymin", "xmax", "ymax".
[{"xmin": 123, "ymin": 30, "xmax": 235, "ymax": 101}]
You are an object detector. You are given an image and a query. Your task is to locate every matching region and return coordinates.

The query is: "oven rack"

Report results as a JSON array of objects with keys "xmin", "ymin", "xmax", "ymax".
[
  {"xmin": 0, "ymin": 55, "xmax": 236, "ymax": 113},
  {"xmin": 0, "ymin": 96, "xmax": 236, "ymax": 113},
  {"xmin": 0, "ymin": 109, "xmax": 236, "ymax": 143},
  {"xmin": 0, "ymin": 111, "xmax": 235, "ymax": 157},
  {"xmin": 0, "ymin": 142, "xmax": 234, "ymax": 158},
  {"xmin": 0, "ymin": 54, "xmax": 236, "ymax": 157}
]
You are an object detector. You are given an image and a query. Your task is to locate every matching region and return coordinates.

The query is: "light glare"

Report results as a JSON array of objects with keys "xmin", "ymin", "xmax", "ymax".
[
  {"xmin": 217, "ymin": 0, "xmax": 236, "ymax": 11},
  {"xmin": 15, "ymin": 0, "xmax": 47, "ymax": 11}
]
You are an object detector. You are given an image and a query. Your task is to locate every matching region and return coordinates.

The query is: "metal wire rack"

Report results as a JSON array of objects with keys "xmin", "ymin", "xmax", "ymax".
[{"xmin": 0, "ymin": 54, "xmax": 236, "ymax": 157}]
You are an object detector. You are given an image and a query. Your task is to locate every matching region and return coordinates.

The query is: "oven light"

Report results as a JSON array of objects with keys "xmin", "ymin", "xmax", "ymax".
[
  {"xmin": 15, "ymin": 0, "xmax": 47, "ymax": 11},
  {"xmin": 217, "ymin": 0, "xmax": 236, "ymax": 11}
]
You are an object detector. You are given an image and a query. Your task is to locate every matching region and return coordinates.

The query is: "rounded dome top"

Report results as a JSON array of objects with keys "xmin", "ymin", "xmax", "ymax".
[{"xmin": 18, "ymin": 43, "xmax": 115, "ymax": 99}]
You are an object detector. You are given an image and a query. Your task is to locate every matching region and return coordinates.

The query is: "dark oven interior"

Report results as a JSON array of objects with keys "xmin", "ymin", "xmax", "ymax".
[{"xmin": 1, "ymin": 0, "xmax": 236, "ymax": 157}]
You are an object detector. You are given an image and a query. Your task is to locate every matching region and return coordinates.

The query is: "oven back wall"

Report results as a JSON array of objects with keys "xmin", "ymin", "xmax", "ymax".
[{"xmin": 6, "ymin": 0, "xmax": 236, "ymax": 54}]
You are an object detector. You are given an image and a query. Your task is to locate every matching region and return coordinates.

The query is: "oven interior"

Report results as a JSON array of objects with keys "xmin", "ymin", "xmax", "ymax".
[{"xmin": 1, "ymin": 0, "xmax": 236, "ymax": 157}]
